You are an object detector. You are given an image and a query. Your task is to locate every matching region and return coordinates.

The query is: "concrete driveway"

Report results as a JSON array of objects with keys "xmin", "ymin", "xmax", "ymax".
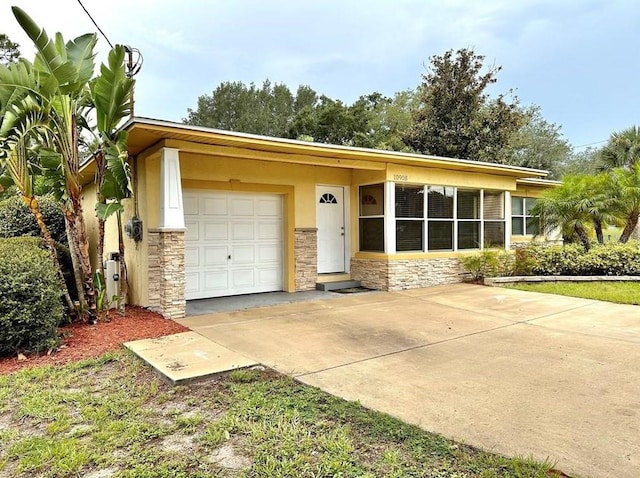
[{"xmin": 177, "ymin": 283, "xmax": 640, "ymax": 478}]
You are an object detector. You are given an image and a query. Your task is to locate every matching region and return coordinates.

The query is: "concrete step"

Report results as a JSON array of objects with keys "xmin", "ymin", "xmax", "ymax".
[{"xmin": 316, "ymin": 279, "xmax": 361, "ymax": 291}]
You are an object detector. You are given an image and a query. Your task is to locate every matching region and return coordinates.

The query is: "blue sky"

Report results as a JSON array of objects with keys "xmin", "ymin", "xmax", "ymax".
[{"xmin": 3, "ymin": 0, "xmax": 639, "ymax": 150}]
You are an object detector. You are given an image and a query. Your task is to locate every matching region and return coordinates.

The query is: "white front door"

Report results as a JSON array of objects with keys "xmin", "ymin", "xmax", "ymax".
[
  {"xmin": 183, "ymin": 190, "xmax": 283, "ymax": 300},
  {"xmin": 316, "ymin": 186, "xmax": 346, "ymax": 273}
]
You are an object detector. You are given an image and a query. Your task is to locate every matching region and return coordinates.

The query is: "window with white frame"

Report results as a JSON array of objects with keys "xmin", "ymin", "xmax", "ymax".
[
  {"xmin": 358, "ymin": 184, "xmax": 506, "ymax": 253},
  {"xmin": 427, "ymin": 186, "xmax": 454, "ymax": 250},
  {"xmin": 484, "ymin": 191, "xmax": 505, "ymax": 247},
  {"xmin": 359, "ymin": 183, "xmax": 385, "ymax": 251},
  {"xmin": 511, "ymin": 197, "xmax": 538, "ymax": 235},
  {"xmin": 427, "ymin": 188, "xmax": 504, "ymax": 251},
  {"xmin": 395, "ymin": 185, "xmax": 424, "ymax": 251},
  {"xmin": 457, "ymin": 189, "xmax": 481, "ymax": 249}
]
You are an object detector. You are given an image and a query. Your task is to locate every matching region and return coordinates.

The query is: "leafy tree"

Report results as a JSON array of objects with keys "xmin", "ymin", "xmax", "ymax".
[
  {"xmin": 364, "ymin": 90, "xmax": 414, "ymax": 151},
  {"xmin": 404, "ymin": 48, "xmax": 525, "ymax": 163},
  {"xmin": 555, "ymin": 147, "xmax": 602, "ymax": 178},
  {"xmin": 507, "ymin": 105, "xmax": 572, "ymax": 178},
  {"xmin": 0, "ymin": 33, "xmax": 20, "ymax": 65},
  {"xmin": 599, "ymin": 125, "xmax": 640, "ymax": 170},
  {"xmin": 347, "ymin": 91, "xmax": 413, "ymax": 151},
  {"xmin": 185, "ymin": 80, "xmax": 298, "ymax": 137},
  {"xmin": 288, "ymin": 90, "xmax": 412, "ymax": 150},
  {"xmin": 293, "ymin": 95, "xmax": 356, "ymax": 145},
  {"xmin": 0, "ymin": 7, "xmax": 134, "ymax": 323},
  {"xmin": 185, "ymin": 79, "xmax": 412, "ymax": 151}
]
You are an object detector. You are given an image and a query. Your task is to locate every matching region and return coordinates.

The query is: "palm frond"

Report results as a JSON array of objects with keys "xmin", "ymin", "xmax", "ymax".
[
  {"xmin": 12, "ymin": 6, "xmax": 77, "ymax": 92},
  {"xmin": 91, "ymin": 45, "xmax": 134, "ymax": 135},
  {"xmin": 66, "ymin": 34, "xmax": 98, "ymax": 88}
]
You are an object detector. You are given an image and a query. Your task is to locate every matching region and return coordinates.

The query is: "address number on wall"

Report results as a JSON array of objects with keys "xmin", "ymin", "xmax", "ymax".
[{"xmin": 393, "ymin": 174, "xmax": 408, "ymax": 181}]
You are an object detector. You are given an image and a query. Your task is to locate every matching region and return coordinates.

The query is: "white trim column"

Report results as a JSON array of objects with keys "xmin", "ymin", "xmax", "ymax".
[
  {"xmin": 159, "ymin": 147, "xmax": 185, "ymax": 229},
  {"xmin": 384, "ymin": 181, "xmax": 396, "ymax": 253},
  {"xmin": 149, "ymin": 147, "xmax": 186, "ymax": 318},
  {"xmin": 504, "ymin": 191, "xmax": 512, "ymax": 249},
  {"xmin": 343, "ymin": 185, "xmax": 351, "ymax": 272}
]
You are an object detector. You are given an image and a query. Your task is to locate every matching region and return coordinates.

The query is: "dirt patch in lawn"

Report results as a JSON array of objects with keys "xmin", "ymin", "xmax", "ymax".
[{"xmin": 0, "ymin": 306, "xmax": 188, "ymax": 375}]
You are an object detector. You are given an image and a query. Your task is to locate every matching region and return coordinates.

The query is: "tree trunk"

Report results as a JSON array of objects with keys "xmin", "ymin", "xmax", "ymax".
[
  {"xmin": 619, "ymin": 211, "xmax": 640, "ymax": 243},
  {"xmin": 574, "ymin": 224, "xmax": 591, "ymax": 251},
  {"xmin": 65, "ymin": 197, "xmax": 97, "ymax": 324},
  {"xmin": 115, "ymin": 213, "xmax": 128, "ymax": 315},
  {"xmin": 22, "ymin": 194, "xmax": 75, "ymax": 315},
  {"xmin": 593, "ymin": 218, "xmax": 604, "ymax": 244},
  {"xmin": 96, "ymin": 218, "xmax": 105, "ymax": 277},
  {"xmin": 65, "ymin": 218, "xmax": 86, "ymax": 309},
  {"xmin": 95, "ymin": 150, "xmax": 106, "ymax": 279}
]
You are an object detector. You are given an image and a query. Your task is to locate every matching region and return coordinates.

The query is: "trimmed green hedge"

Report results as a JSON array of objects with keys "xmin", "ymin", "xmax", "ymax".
[
  {"xmin": 0, "ymin": 194, "xmax": 77, "ymax": 301},
  {"xmin": 520, "ymin": 241, "xmax": 640, "ymax": 276},
  {"xmin": 0, "ymin": 237, "xmax": 63, "ymax": 356},
  {"xmin": 0, "ymin": 194, "xmax": 67, "ymax": 244},
  {"xmin": 461, "ymin": 242, "xmax": 640, "ymax": 279}
]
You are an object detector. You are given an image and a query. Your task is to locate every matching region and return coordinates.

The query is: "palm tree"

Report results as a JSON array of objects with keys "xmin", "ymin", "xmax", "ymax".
[
  {"xmin": 580, "ymin": 173, "xmax": 618, "ymax": 244},
  {"xmin": 600, "ymin": 126, "xmax": 640, "ymax": 170},
  {"xmin": 1, "ymin": 7, "xmax": 135, "ymax": 322},
  {"xmin": 91, "ymin": 46, "xmax": 134, "ymax": 313},
  {"xmin": 532, "ymin": 175, "xmax": 596, "ymax": 251},
  {"xmin": 0, "ymin": 133, "xmax": 75, "ymax": 312},
  {"xmin": 610, "ymin": 164, "xmax": 640, "ymax": 243}
]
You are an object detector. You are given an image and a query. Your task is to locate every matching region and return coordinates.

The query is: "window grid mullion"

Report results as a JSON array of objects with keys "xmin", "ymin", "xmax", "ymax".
[
  {"xmin": 453, "ymin": 187, "xmax": 458, "ymax": 251},
  {"xmin": 480, "ymin": 189, "xmax": 484, "ymax": 250},
  {"xmin": 423, "ymin": 186, "xmax": 427, "ymax": 252}
]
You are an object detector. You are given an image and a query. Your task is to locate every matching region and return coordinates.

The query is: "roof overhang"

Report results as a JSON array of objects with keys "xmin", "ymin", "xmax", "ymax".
[
  {"xmin": 81, "ymin": 116, "xmax": 551, "ymax": 181},
  {"xmin": 516, "ymin": 178, "xmax": 561, "ymax": 187}
]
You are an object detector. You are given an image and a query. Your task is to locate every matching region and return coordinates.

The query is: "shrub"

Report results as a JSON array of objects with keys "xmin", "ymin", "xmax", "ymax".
[
  {"xmin": 526, "ymin": 243, "xmax": 583, "ymax": 276},
  {"xmin": 462, "ymin": 242, "xmax": 640, "ymax": 279},
  {"xmin": 0, "ymin": 195, "xmax": 77, "ymax": 301},
  {"xmin": 0, "ymin": 194, "xmax": 67, "ymax": 243},
  {"xmin": 513, "ymin": 246, "xmax": 536, "ymax": 276},
  {"xmin": 461, "ymin": 249, "xmax": 499, "ymax": 281},
  {"xmin": 0, "ymin": 237, "xmax": 63, "ymax": 356},
  {"xmin": 519, "ymin": 241, "xmax": 640, "ymax": 276},
  {"xmin": 576, "ymin": 242, "xmax": 640, "ymax": 275}
]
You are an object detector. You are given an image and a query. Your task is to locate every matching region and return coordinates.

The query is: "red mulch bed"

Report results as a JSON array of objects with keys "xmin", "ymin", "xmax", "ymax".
[{"xmin": 0, "ymin": 306, "xmax": 189, "ymax": 375}]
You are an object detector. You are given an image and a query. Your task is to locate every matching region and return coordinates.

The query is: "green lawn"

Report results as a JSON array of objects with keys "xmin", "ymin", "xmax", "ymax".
[
  {"xmin": 505, "ymin": 281, "xmax": 640, "ymax": 305},
  {"xmin": 0, "ymin": 351, "xmax": 560, "ymax": 477}
]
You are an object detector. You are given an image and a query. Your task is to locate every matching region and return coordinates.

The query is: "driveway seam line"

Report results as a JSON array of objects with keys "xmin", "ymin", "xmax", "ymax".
[
  {"xmin": 295, "ymin": 303, "xmax": 596, "ymax": 379},
  {"xmin": 414, "ymin": 297, "xmax": 594, "ymax": 322},
  {"xmin": 294, "ymin": 322, "xmax": 510, "ymax": 378}
]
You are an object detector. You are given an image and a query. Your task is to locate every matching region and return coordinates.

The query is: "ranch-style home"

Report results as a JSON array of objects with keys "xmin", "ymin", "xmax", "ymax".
[{"xmin": 80, "ymin": 117, "xmax": 556, "ymax": 319}]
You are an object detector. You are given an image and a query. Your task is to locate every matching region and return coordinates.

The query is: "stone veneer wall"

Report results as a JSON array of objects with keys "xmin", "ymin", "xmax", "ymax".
[
  {"xmin": 294, "ymin": 228, "xmax": 318, "ymax": 291},
  {"xmin": 387, "ymin": 258, "xmax": 465, "ymax": 290},
  {"xmin": 351, "ymin": 257, "xmax": 465, "ymax": 291},
  {"xmin": 350, "ymin": 258, "xmax": 389, "ymax": 290},
  {"xmin": 148, "ymin": 229, "xmax": 186, "ymax": 319}
]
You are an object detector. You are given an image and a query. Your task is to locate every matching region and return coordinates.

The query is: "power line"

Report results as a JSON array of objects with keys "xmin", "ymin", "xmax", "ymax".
[
  {"xmin": 76, "ymin": 0, "xmax": 113, "ymax": 49},
  {"xmin": 574, "ymin": 139, "xmax": 607, "ymax": 150}
]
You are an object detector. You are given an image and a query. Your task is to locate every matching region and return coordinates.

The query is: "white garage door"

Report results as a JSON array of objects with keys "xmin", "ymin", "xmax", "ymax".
[{"xmin": 184, "ymin": 190, "xmax": 283, "ymax": 300}]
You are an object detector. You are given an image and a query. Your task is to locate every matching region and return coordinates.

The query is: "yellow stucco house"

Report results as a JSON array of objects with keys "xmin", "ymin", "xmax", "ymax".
[{"xmin": 81, "ymin": 117, "xmax": 556, "ymax": 319}]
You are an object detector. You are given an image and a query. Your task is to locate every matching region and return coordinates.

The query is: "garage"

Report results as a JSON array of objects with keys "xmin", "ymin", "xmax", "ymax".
[{"xmin": 183, "ymin": 190, "xmax": 283, "ymax": 300}]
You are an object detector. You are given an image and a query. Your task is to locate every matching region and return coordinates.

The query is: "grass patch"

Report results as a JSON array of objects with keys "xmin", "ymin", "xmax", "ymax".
[
  {"xmin": 505, "ymin": 281, "xmax": 640, "ymax": 305},
  {"xmin": 0, "ymin": 351, "xmax": 562, "ymax": 477}
]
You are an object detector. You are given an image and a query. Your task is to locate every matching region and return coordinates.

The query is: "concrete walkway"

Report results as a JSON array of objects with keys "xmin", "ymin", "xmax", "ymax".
[
  {"xmin": 124, "ymin": 332, "xmax": 257, "ymax": 385},
  {"xmin": 177, "ymin": 283, "xmax": 640, "ymax": 478}
]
